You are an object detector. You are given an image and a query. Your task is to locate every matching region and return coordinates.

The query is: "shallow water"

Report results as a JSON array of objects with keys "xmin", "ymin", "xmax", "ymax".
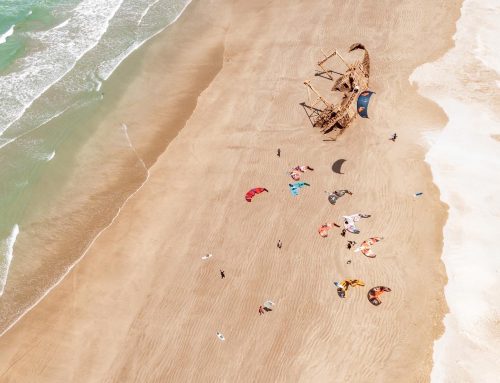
[{"xmin": 0, "ymin": 0, "xmax": 191, "ymax": 334}]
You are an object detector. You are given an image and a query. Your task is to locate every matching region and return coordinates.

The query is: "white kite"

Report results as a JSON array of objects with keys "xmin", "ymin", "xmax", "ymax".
[{"xmin": 342, "ymin": 213, "xmax": 371, "ymax": 234}]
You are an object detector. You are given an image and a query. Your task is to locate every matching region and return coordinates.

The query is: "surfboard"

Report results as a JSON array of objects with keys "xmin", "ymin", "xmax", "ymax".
[{"xmin": 216, "ymin": 331, "xmax": 225, "ymax": 341}]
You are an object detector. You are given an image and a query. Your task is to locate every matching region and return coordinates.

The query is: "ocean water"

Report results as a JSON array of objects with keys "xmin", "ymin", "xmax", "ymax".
[
  {"xmin": 411, "ymin": 0, "xmax": 500, "ymax": 381},
  {"xmin": 0, "ymin": 0, "xmax": 191, "ymax": 334}
]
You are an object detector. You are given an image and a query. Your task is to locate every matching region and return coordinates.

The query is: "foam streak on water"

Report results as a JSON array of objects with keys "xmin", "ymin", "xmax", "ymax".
[
  {"xmin": 97, "ymin": 0, "xmax": 192, "ymax": 80},
  {"xmin": 0, "ymin": 25, "xmax": 14, "ymax": 45},
  {"xmin": 410, "ymin": 0, "xmax": 500, "ymax": 381},
  {"xmin": 0, "ymin": 0, "xmax": 124, "ymax": 135},
  {"xmin": 0, "ymin": 225, "xmax": 20, "ymax": 297}
]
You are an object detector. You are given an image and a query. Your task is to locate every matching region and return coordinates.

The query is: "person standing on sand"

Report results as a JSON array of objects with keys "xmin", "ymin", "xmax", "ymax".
[
  {"xmin": 277, "ymin": 148, "xmax": 281, "ymax": 157},
  {"xmin": 259, "ymin": 306, "xmax": 264, "ymax": 315},
  {"xmin": 347, "ymin": 240, "xmax": 356, "ymax": 250},
  {"xmin": 341, "ymin": 229, "xmax": 346, "ymax": 237},
  {"xmin": 277, "ymin": 240, "xmax": 282, "ymax": 249},
  {"xmin": 390, "ymin": 133, "xmax": 397, "ymax": 142},
  {"xmin": 220, "ymin": 269, "xmax": 225, "ymax": 279}
]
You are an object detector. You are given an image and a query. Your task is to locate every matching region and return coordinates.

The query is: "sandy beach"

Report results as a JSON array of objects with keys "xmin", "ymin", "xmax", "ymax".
[{"xmin": 0, "ymin": 0, "xmax": 462, "ymax": 381}]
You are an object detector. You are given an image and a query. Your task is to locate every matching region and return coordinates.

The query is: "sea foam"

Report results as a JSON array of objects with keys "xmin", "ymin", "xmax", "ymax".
[
  {"xmin": 0, "ymin": 25, "xmax": 14, "ymax": 45},
  {"xmin": 410, "ymin": 0, "xmax": 500, "ymax": 381},
  {"xmin": 0, "ymin": 0, "xmax": 124, "ymax": 135},
  {"xmin": 0, "ymin": 225, "xmax": 20, "ymax": 297}
]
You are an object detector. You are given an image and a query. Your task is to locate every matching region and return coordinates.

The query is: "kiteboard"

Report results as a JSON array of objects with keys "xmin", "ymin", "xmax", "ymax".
[
  {"xmin": 201, "ymin": 253, "xmax": 213, "ymax": 260},
  {"xmin": 216, "ymin": 331, "xmax": 225, "ymax": 341}
]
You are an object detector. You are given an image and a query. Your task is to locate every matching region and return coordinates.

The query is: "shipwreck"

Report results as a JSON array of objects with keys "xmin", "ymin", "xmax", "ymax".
[{"xmin": 302, "ymin": 43, "xmax": 372, "ymax": 141}]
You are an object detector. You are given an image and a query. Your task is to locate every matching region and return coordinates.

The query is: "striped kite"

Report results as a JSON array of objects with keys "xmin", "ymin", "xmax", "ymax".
[{"xmin": 355, "ymin": 237, "xmax": 383, "ymax": 258}]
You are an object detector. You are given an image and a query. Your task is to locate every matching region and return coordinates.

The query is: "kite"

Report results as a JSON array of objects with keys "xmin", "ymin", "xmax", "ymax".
[
  {"xmin": 342, "ymin": 213, "xmax": 371, "ymax": 234},
  {"xmin": 357, "ymin": 91, "xmax": 375, "ymax": 118},
  {"xmin": 331, "ymin": 159, "xmax": 346, "ymax": 174},
  {"xmin": 201, "ymin": 253, "xmax": 213, "ymax": 260},
  {"xmin": 263, "ymin": 300, "xmax": 275, "ymax": 312},
  {"xmin": 289, "ymin": 182, "xmax": 310, "ymax": 196},
  {"xmin": 334, "ymin": 279, "xmax": 365, "ymax": 298},
  {"xmin": 290, "ymin": 165, "xmax": 314, "ymax": 181},
  {"xmin": 327, "ymin": 190, "xmax": 352, "ymax": 205},
  {"xmin": 355, "ymin": 237, "xmax": 383, "ymax": 258},
  {"xmin": 245, "ymin": 187, "xmax": 268, "ymax": 202},
  {"xmin": 367, "ymin": 286, "xmax": 391, "ymax": 306},
  {"xmin": 318, "ymin": 223, "xmax": 340, "ymax": 237}
]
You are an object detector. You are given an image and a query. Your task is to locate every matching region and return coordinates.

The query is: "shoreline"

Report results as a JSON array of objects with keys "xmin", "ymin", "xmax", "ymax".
[
  {"xmin": 0, "ymin": 1, "xmax": 462, "ymax": 381},
  {"xmin": 0, "ymin": 0, "xmax": 225, "ymax": 336},
  {"xmin": 412, "ymin": 0, "xmax": 500, "ymax": 379}
]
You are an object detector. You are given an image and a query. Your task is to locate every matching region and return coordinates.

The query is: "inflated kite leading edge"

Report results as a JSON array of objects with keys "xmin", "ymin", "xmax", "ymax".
[
  {"xmin": 367, "ymin": 286, "xmax": 391, "ymax": 306},
  {"xmin": 357, "ymin": 91, "xmax": 375, "ymax": 118},
  {"xmin": 245, "ymin": 187, "xmax": 268, "ymax": 202}
]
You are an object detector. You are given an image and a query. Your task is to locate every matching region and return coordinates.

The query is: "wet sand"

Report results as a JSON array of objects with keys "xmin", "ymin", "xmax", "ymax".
[{"xmin": 0, "ymin": 0, "xmax": 461, "ymax": 381}]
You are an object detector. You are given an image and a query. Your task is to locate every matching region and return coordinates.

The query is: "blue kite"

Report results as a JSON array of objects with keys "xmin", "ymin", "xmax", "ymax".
[
  {"xmin": 357, "ymin": 91, "xmax": 375, "ymax": 118},
  {"xmin": 289, "ymin": 181, "xmax": 310, "ymax": 196}
]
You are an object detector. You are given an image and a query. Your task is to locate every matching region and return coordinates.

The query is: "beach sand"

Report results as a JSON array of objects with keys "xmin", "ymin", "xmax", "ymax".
[{"xmin": 0, "ymin": 0, "xmax": 461, "ymax": 381}]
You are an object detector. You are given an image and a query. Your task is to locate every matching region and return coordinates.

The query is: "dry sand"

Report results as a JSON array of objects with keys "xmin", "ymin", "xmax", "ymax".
[{"xmin": 0, "ymin": 0, "xmax": 462, "ymax": 381}]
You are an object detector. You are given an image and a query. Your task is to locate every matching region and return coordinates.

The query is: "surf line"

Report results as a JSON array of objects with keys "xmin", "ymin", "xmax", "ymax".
[
  {"xmin": 0, "ymin": 225, "xmax": 20, "ymax": 297},
  {"xmin": 0, "ymin": 124, "xmax": 150, "ymax": 338},
  {"xmin": 0, "ymin": 25, "xmax": 14, "ymax": 45}
]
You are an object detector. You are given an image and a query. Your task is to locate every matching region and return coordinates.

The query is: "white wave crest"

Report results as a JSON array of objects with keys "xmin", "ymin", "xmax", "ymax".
[
  {"xmin": 411, "ymin": 0, "xmax": 500, "ymax": 381},
  {"xmin": 0, "ymin": 0, "xmax": 125, "ymax": 136},
  {"xmin": 0, "ymin": 225, "xmax": 20, "ymax": 297},
  {"xmin": 0, "ymin": 25, "xmax": 15, "ymax": 45}
]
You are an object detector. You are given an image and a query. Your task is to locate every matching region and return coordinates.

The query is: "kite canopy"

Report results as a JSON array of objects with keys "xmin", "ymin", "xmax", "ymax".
[
  {"xmin": 328, "ymin": 190, "xmax": 351, "ymax": 205},
  {"xmin": 289, "ymin": 182, "xmax": 310, "ymax": 196},
  {"xmin": 245, "ymin": 187, "xmax": 268, "ymax": 202},
  {"xmin": 343, "ymin": 213, "xmax": 371, "ymax": 234},
  {"xmin": 367, "ymin": 286, "xmax": 391, "ymax": 306},
  {"xmin": 318, "ymin": 223, "xmax": 339, "ymax": 237},
  {"xmin": 263, "ymin": 300, "xmax": 275, "ymax": 311},
  {"xmin": 357, "ymin": 91, "xmax": 375, "ymax": 118},
  {"xmin": 332, "ymin": 159, "xmax": 346, "ymax": 174},
  {"xmin": 290, "ymin": 165, "xmax": 313, "ymax": 181},
  {"xmin": 355, "ymin": 237, "xmax": 383, "ymax": 258},
  {"xmin": 334, "ymin": 279, "xmax": 365, "ymax": 298}
]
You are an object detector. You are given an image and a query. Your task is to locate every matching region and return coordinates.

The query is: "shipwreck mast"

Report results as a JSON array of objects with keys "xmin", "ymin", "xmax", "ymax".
[{"xmin": 301, "ymin": 44, "xmax": 370, "ymax": 140}]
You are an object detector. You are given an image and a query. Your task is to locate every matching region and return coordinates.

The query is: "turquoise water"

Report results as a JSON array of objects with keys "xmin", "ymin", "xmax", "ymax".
[
  {"xmin": 0, "ymin": 0, "xmax": 191, "ymax": 334},
  {"xmin": 0, "ymin": 1, "xmax": 64, "ymax": 71}
]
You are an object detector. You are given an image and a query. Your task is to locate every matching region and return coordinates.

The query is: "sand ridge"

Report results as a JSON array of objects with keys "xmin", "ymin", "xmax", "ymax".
[{"xmin": 0, "ymin": 0, "xmax": 461, "ymax": 382}]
